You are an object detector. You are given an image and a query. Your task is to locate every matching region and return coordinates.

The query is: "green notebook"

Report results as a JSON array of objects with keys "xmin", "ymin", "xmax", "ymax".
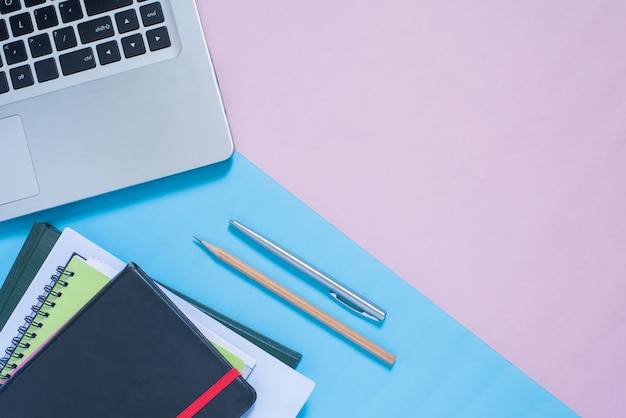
[{"xmin": 0, "ymin": 223, "xmax": 60, "ymax": 330}]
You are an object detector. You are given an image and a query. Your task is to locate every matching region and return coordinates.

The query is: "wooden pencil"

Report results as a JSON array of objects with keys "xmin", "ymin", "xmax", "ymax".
[{"xmin": 195, "ymin": 238, "xmax": 396, "ymax": 366}]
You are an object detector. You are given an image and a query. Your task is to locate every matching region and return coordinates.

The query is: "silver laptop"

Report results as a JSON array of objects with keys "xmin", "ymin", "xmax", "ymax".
[{"xmin": 0, "ymin": 0, "xmax": 234, "ymax": 222}]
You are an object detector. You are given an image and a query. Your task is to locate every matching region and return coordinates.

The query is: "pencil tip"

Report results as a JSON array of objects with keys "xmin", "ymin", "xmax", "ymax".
[{"xmin": 193, "ymin": 237, "xmax": 219, "ymax": 254}]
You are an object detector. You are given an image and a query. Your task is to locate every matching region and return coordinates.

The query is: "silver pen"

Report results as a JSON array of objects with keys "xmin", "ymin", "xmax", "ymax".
[{"xmin": 229, "ymin": 219, "xmax": 387, "ymax": 322}]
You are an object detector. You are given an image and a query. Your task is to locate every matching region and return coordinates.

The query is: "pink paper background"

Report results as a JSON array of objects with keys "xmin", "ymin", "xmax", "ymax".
[{"xmin": 198, "ymin": 2, "xmax": 626, "ymax": 416}]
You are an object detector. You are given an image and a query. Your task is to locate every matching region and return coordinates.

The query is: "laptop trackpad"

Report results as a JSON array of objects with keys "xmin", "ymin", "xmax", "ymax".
[{"xmin": 0, "ymin": 115, "xmax": 39, "ymax": 206}]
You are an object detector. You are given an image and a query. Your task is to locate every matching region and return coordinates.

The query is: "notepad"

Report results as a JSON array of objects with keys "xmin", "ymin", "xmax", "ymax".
[
  {"xmin": 0, "ymin": 228, "xmax": 125, "ymax": 378},
  {"xmin": 0, "ymin": 263, "xmax": 257, "ymax": 417},
  {"xmin": 0, "ymin": 254, "xmax": 110, "ymax": 381}
]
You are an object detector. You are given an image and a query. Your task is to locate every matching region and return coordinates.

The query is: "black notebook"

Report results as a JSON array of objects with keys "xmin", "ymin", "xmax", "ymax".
[{"xmin": 0, "ymin": 263, "xmax": 256, "ymax": 417}]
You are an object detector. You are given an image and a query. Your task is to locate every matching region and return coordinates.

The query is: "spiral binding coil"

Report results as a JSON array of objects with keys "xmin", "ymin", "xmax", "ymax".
[{"xmin": 0, "ymin": 266, "xmax": 74, "ymax": 381}]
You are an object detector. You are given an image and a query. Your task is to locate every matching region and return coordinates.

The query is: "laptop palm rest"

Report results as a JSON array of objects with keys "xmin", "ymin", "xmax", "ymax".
[{"xmin": 0, "ymin": 116, "xmax": 39, "ymax": 206}]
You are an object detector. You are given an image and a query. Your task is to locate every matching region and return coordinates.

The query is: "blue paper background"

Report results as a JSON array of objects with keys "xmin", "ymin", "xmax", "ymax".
[{"xmin": 0, "ymin": 152, "xmax": 577, "ymax": 417}]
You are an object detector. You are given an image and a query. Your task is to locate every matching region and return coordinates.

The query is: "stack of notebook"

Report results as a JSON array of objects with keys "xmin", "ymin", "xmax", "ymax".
[{"xmin": 0, "ymin": 223, "xmax": 315, "ymax": 417}]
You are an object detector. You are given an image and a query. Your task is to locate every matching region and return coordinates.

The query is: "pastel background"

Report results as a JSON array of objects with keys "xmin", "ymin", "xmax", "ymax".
[{"xmin": 197, "ymin": 1, "xmax": 626, "ymax": 417}]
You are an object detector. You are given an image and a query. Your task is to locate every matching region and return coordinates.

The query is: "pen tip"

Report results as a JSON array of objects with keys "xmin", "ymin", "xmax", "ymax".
[{"xmin": 193, "ymin": 236, "xmax": 203, "ymax": 243}]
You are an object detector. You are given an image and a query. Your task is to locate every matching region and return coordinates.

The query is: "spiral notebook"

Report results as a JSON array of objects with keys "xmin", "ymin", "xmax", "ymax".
[
  {"xmin": 0, "ymin": 254, "xmax": 111, "ymax": 381},
  {"xmin": 0, "ymin": 263, "xmax": 257, "ymax": 417}
]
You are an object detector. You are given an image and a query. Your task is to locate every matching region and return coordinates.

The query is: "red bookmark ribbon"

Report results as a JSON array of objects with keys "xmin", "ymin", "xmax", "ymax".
[{"xmin": 177, "ymin": 368, "xmax": 241, "ymax": 418}]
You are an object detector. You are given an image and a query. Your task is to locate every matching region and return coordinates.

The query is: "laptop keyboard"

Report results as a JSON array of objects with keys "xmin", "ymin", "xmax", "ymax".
[{"xmin": 0, "ymin": 0, "xmax": 179, "ymax": 106}]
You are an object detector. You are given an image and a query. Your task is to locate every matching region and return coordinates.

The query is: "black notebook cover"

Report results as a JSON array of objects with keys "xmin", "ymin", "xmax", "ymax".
[{"xmin": 0, "ymin": 263, "xmax": 256, "ymax": 417}]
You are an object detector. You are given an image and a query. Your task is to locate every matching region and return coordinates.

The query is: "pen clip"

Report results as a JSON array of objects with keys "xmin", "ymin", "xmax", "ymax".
[{"xmin": 330, "ymin": 292, "xmax": 379, "ymax": 322}]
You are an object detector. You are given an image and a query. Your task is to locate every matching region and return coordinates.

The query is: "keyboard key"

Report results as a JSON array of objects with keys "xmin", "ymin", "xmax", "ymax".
[
  {"xmin": 0, "ymin": 0, "xmax": 21, "ymax": 15},
  {"xmin": 28, "ymin": 33, "xmax": 52, "ymax": 58},
  {"xmin": 59, "ymin": 0, "xmax": 83, "ymax": 23},
  {"xmin": 10, "ymin": 12, "xmax": 34, "ymax": 37},
  {"xmin": 4, "ymin": 40, "xmax": 27, "ymax": 65},
  {"xmin": 140, "ymin": 2, "xmax": 164, "ymax": 27},
  {"xmin": 0, "ymin": 71, "xmax": 8, "ymax": 94},
  {"xmin": 34, "ymin": 58, "xmax": 59, "ymax": 82},
  {"xmin": 84, "ymin": 0, "xmax": 133, "ymax": 17},
  {"xmin": 53, "ymin": 27, "xmax": 77, "ymax": 51},
  {"xmin": 96, "ymin": 40, "xmax": 120, "ymax": 65},
  {"xmin": 146, "ymin": 26, "xmax": 170, "ymax": 52},
  {"xmin": 115, "ymin": 9, "xmax": 139, "ymax": 34},
  {"xmin": 0, "ymin": 19, "xmax": 8, "ymax": 41},
  {"xmin": 59, "ymin": 47, "xmax": 96, "ymax": 76},
  {"xmin": 34, "ymin": 5, "xmax": 58, "ymax": 30},
  {"xmin": 25, "ymin": 0, "xmax": 46, "ymax": 7},
  {"xmin": 78, "ymin": 16, "xmax": 114, "ymax": 44},
  {"xmin": 10, "ymin": 65, "xmax": 34, "ymax": 89},
  {"xmin": 121, "ymin": 33, "xmax": 145, "ymax": 58}
]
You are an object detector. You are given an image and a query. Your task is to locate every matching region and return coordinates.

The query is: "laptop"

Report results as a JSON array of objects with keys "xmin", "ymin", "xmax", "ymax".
[{"xmin": 0, "ymin": 0, "xmax": 234, "ymax": 222}]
